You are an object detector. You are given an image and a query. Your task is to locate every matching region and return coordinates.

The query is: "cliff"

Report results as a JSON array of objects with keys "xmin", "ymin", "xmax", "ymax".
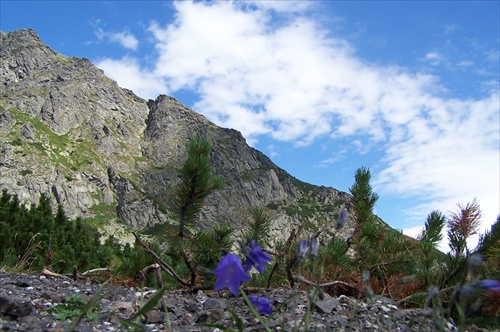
[{"xmin": 0, "ymin": 29, "xmax": 354, "ymax": 244}]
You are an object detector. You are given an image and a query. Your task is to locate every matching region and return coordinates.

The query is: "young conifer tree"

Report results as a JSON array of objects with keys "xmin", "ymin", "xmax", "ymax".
[
  {"xmin": 172, "ymin": 137, "xmax": 225, "ymax": 237},
  {"xmin": 167, "ymin": 137, "xmax": 225, "ymax": 285},
  {"xmin": 349, "ymin": 167, "xmax": 379, "ymax": 227},
  {"xmin": 446, "ymin": 198, "xmax": 483, "ymax": 285},
  {"xmin": 417, "ymin": 210, "xmax": 447, "ymax": 287},
  {"xmin": 348, "ymin": 167, "xmax": 413, "ymax": 289}
]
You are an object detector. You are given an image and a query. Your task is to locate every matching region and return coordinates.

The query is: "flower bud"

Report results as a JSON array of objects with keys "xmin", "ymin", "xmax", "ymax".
[
  {"xmin": 336, "ymin": 210, "xmax": 348, "ymax": 230},
  {"xmin": 309, "ymin": 237, "xmax": 319, "ymax": 260},
  {"xmin": 296, "ymin": 239, "xmax": 308, "ymax": 264},
  {"xmin": 468, "ymin": 253, "xmax": 483, "ymax": 269},
  {"xmin": 361, "ymin": 270, "xmax": 370, "ymax": 283},
  {"xmin": 476, "ymin": 279, "xmax": 500, "ymax": 292}
]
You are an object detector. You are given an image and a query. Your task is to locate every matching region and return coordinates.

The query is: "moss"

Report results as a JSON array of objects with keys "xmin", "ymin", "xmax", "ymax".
[
  {"xmin": 142, "ymin": 222, "xmax": 167, "ymax": 237},
  {"xmin": 29, "ymin": 142, "xmax": 45, "ymax": 151},
  {"xmin": 266, "ymin": 202, "xmax": 279, "ymax": 210},
  {"xmin": 85, "ymin": 204, "xmax": 117, "ymax": 227},
  {"xmin": 10, "ymin": 138, "xmax": 23, "ymax": 146},
  {"xmin": 291, "ymin": 177, "xmax": 316, "ymax": 193},
  {"xmin": 19, "ymin": 169, "xmax": 33, "ymax": 176},
  {"xmin": 56, "ymin": 54, "xmax": 72, "ymax": 66}
]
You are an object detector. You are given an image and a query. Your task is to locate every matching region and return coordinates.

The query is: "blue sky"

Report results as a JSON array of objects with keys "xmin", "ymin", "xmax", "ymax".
[{"xmin": 2, "ymin": 1, "xmax": 499, "ymax": 251}]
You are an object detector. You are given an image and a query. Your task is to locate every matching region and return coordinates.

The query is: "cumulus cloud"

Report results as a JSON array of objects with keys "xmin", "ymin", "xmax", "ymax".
[
  {"xmin": 423, "ymin": 52, "xmax": 444, "ymax": 65},
  {"xmin": 95, "ymin": 28, "xmax": 139, "ymax": 50},
  {"xmin": 95, "ymin": 56, "xmax": 165, "ymax": 98},
  {"xmin": 94, "ymin": 0, "xmax": 499, "ymax": 243}
]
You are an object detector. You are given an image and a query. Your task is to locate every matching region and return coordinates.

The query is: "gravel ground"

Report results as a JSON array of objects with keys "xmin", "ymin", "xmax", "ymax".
[{"xmin": 0, "ymin": 271, "xmax": 492, "ymax": 331}]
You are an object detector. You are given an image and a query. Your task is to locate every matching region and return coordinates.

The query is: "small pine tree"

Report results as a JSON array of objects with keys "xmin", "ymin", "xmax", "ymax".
[
  {"xmin": 166, "ymin": 137, "xmax": 226, "ymax": 286},
  {"xmin": 417, "ymin": 210, "xmax": 446, "ymax": 287},
  {"xmin": 348, "ymin": 167, "xmax": 413, "ymax": 296},
  {"xmin": 349, "ymin": 166, "xmax": 379, "ymax": 228},
  {"xmin": 446, "ymin": 198, "xmax": 483, "ymax": 285},
  {"xmin": 476, "ymin": 215, "xmax": 500, "ymax": 279},
  {"xmin": 242, "ymin": 206, "xmax": 271, "ymax": 247},
  {"xmin": 172, "ymin": 137, "xmax": 225, "ymax": 237}
]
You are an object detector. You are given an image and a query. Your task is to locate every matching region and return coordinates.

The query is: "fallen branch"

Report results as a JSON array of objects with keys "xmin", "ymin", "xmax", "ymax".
[
  {"xmin": 41, "ymin": 268, "xmax": 71, "ymax": 279},
  {"xmin": 132, "ymin": 232, "xmax": 190, "ymax": 287},
  {"xmin": 81, "ymin": 268, "xmax": 113, "ymax": 277},
  {"xmin": 292, "ymin": 274, "xmax": 357, "ymax": 290},
  {"xmin": 135, "ymin": 263, "xmax": 161, "ymax": 286},
  {"xmin": 42, "ymin": 267, "xmax": 114, "ymax": 281}
]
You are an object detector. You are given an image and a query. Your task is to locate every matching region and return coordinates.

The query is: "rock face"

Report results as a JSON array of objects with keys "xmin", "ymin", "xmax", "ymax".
[{"xmin": 0, "ymin": 29, "xmax": 354, "ymax": 244}]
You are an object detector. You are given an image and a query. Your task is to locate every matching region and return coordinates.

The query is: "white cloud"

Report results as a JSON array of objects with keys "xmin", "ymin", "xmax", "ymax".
[
  {"xmin": 95, "ymin": 28, "xmax": 139, "ymax": 50},
  {"xmin": 109, "ymin": 31, "xmax": 139, "ymax": 50},
  {"xmin": 402, "ymin": 225, "xmax": 450, "ymax": 253},
  {"xmin": 422, "ymin": 52, "xmax": 444, "ymax": 65},
  {"xmin": 95, "ymin": 56, "xmax": 165, "ymax": 98},
  {"xmin": 94, "ymin": 1, "xmax": 499, "ymax": 240}
]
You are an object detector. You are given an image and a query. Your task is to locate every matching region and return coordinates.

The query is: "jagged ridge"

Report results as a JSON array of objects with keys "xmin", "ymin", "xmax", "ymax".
[{"xmin": 0, "ymin": 29, "xmax": 354, "ymax": 245}]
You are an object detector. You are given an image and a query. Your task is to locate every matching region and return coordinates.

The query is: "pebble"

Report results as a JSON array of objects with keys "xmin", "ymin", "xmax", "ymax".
[{"xmin": 0, "ymin": 271, "xmax": 476, "ymax": 331}]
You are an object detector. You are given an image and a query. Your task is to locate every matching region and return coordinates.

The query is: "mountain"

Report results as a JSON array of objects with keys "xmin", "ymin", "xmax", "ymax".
[{"xmin": 1, "ymin": 29, "xmax": 355, "ymax": 244}]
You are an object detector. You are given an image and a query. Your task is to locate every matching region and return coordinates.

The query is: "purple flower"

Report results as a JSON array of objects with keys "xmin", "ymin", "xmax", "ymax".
[
  {"xmin": 213, "ymin": 253, "xmax": 251, "ymax": 296},
  {"xmin": 309, "ymin": 237, "xmax": 319, "ymax": 260},
  {"xmin": 248, "ymin": 295, "xmax": 272, "ymax": 315},
  {"xmin": 337, "ymin": 210, "xmax": 348, "ymax": 230},
  {"xmin": 476, "ymin": 279, "xmax": 500, "ymax": 292},
  {"xmin": 244, "ymin": 241, "xmax": 272, "ymax": 274},
  {"xmin": 297, "ymin": 239, "xmax": 308, "ymax": 261}
]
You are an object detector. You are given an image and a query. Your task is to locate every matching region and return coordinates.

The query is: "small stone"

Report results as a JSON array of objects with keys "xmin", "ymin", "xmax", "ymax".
[
  {"xmin": 179, "ymin": 313, "xmax": 194, "ymax": 326},
  {"xmin": 142, "ymin": 309, "xmax": 166, "ymax": 324},
  {"xmin": 15, "ymin": 281, "xmax": 30, "ymax": 288},
  {"xmin": 314, "ymin": 295, "xmax": 338, "ymax": 314},
  {"xmin": 185, "ymin": 301, "xmax": 198, "ymax": 312},
  {"xmin": 331, "ymin": 315, "xmax": 349, "ymax": 328},
  {"xmin": 203, "ymin": 297, "xmax": 227, "ymax": 310},
  {"xmin": 195, "ymin": 309, "xmax": 224, "ymax": 324},
  {"xmin": 0, "ymin": 295, "xmax": 33, "ymax": 318},
  {"xmin": 196, "ymin": 290, "xmax": 208, "ymax": 303}
]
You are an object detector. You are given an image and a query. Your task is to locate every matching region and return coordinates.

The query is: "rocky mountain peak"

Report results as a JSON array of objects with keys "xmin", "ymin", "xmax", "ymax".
[{"xmin": 1, "ymin": 29, "xmax": 355, "ymax": 245}]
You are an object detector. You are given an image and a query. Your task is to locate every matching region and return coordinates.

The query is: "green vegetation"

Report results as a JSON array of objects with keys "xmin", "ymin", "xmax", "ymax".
[
  {"xmin": 50, "ymin": 293, "xmax": 99, "ymax": 321},
  {"xmin": 290, "ymin": 177, "xmax": 316, "ymax": 192},
  {"xmin": 86, "ymin": 203, "xmax": 117, "ymax": 227},
  {"xmin": 0, "ymin": 190, "xmax": 122, "ymax": 273},
  {"xmin": 164, "ymin": 137, "xmax": 229, "ymax": 286},
  {"xmin": 5, "ymin": 108, "xmax": 102, "ymax": 174},
  {"xmin": 19, "ymin": 169, "xmax": 33, "ymax": 176},
  {"xmin": 1, "ymin": 132, "xmax": 498, "ymax": 330},
  {"xmin": 10, "ymin": 138, "xmax": 23, "ymax": 146}
]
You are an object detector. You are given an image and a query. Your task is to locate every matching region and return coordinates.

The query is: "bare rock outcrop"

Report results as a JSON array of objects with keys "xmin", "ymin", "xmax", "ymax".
[{"xmin": 1, "ymin": 28, "xmax": 354, "ymax": 245}]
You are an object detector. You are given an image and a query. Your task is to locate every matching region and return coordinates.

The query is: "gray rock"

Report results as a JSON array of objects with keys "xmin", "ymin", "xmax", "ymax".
[
  {"xmin": 142, "ymin": 309, "xmax": 167, "ymax": 324},
  {"xmin": 203, "ymin": 298, "xmax": 227, "ymax": 310},
  {"xmin": 0, "ymin": 295, "xmax": 33, "ymax": 318},
  {"xmin": 313, "ymin": 293, "xmax": 338, "ymax": 314},
  {"xmin": 0, "ymin": 272, "xmax": 463, "ymax": 332},
  {"xmin": 0, "ymin": 28, "xmax": 360, "ymax": 248}
]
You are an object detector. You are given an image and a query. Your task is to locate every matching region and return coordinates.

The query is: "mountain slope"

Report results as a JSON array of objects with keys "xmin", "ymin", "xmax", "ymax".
[{"xmin": 1, "ymin": 29, "xmax": 354, "ymax": 244}]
